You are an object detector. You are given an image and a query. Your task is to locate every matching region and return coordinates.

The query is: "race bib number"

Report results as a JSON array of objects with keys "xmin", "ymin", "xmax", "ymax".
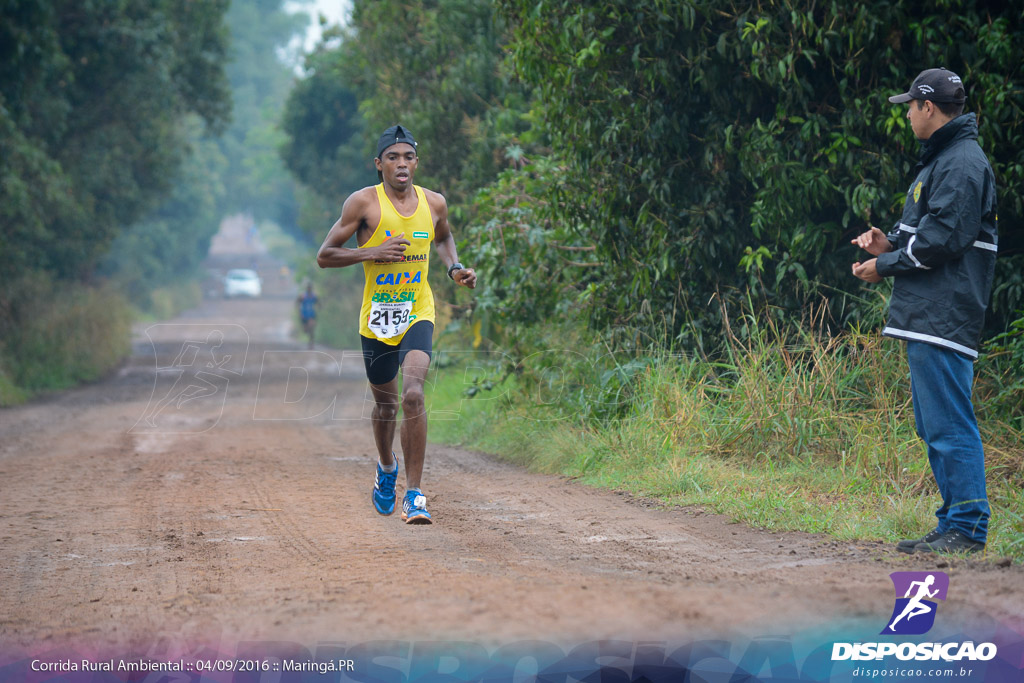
[{"xmin": 368, "ymin": 300, "xmax": 413, "ymax": 339}]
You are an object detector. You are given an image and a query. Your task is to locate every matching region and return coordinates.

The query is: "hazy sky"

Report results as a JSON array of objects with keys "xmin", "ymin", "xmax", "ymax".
[{"xmin": 286, "ymin": 0, "xmax": 351, "ymax": 53}]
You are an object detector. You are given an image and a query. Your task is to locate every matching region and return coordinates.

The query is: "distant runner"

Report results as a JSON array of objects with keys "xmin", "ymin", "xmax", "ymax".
[
  {"xmin": 297, "ymin": 283, "xmax": 318, "ymax": 350},
  {"xmin": 316, "ymin": 124, "xmax": 477, "ymax": 524}
]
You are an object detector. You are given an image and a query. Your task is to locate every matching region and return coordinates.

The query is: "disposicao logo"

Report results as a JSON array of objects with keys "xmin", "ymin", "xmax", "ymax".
[
  {"xmin": 831, "ymin": 571, "xmax": 998, "ymax": 663},
  {"xmin": 883, "ymin": 571, "xmax": 947, "ymax": 636}
]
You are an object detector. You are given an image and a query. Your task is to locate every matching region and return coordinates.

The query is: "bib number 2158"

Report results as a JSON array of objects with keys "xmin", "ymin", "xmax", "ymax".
[{"xmin": 368, "ymin": 301, "xmax": 413, "ymax": 339}]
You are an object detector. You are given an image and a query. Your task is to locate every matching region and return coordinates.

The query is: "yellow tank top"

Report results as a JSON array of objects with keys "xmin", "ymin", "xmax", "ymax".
[{"xmin": 358, "ymin": 184, "xmax": 435, "ymax": 344}]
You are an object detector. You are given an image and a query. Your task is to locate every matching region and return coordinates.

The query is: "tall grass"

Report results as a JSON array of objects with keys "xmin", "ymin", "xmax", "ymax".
[
  {"xmin": 1, "ymin": 274, "xmax": 132, "ymax": 403},
  {"xmin": 143, "ymin": 281, "xmax": 202, "ymax": 321},
  {"xmin": 427, "ymin": 309, "xmax": 1024, "ymax": 561}
]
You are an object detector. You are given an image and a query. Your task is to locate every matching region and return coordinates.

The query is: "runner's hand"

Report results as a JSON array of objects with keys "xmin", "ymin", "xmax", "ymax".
[
  {"xmin": 453, "ymin": 268, "xmax": 477, "ymax": 289},
  {"xmin": 851, "ymin": 227, "xmax": 892, "ymax": 256},
  {"xmin": 375, "ymin": 233, "xmax": 410, "ymax": 262}
]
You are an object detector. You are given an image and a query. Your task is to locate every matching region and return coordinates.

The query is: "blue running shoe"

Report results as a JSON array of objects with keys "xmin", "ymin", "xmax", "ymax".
[
  {"xmin": 372, "ymin": 455, "xmax": 398, "ymax": 516},
  {"xmin": 401, "ymin": 489, "xmax": 432, "ymax": 524}
]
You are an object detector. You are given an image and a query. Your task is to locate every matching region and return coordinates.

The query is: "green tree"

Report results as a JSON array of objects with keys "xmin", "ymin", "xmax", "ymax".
[
  {"xmin": 282, "ymin": 0, "xmax": 525, "ymax": 219},
  {"xmin": 215, "ymin": 0, "xmax": 309, "ymax": 224},
  {"xmin": 280, "ymin": 36, "xmax": 370, "ymax": 216},
  {"xmin": 1, "ymin": 0, "xmax": 231, "ymax": 395},
  {"xmin": 99, "ymin": 0, "xmax": 311, "ymax": 307},
  {"xmin": 99, "ymin": 119, "xmax": 229, "ymax": 308},
  {"xmin": 0, "ymin": 0, "xmax": 230, "ymax": 285},
  {"xmin": 495, "ymin": 0, "xmax": 1024, "ymax": 348}
]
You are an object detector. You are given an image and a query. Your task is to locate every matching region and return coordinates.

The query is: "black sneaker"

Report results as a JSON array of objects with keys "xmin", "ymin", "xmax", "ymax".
[
  {"xmin": 896, "ymin": 528, "xmax": 943, "ymax": 554},
  {"xmin": 913, "ymin": 529, "xmax": 985, "ymax": 555}
]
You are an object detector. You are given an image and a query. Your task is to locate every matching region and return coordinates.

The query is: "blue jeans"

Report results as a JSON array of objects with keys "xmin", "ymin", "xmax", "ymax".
[{"xmin": 907, "ymin": 341, "xmax": 989, "ymax": 543}]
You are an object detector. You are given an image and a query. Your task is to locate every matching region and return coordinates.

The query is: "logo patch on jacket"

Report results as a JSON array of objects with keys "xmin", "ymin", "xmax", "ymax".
[{"xmin": 913, "ymin": 181, "xmax": 923, "ymax": 204}]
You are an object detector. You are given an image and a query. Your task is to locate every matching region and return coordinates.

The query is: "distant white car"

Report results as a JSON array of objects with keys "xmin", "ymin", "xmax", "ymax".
[{"xmin": 224, "ymin": 269, "xmax": 262, "ymax": 298}]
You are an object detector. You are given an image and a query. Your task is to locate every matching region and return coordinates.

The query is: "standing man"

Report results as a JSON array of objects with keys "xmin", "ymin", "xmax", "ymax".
[
  {"xmin": 852, "ymin": 68, "xmax": 998, "ymax": 555},
  {"xmin": 317, "ymin": 125, "xmax": 477, "ymax": 524}
]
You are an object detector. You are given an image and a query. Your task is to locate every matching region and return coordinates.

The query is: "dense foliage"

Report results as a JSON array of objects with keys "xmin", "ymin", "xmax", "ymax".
[
  {"xmin": 281, "ymin": 0, "xmax": 1024, "ymax": 424},
  {"xmin": 492, "ymin": 0, "xmax": 1024, "ymax": 348},
  {"xmin": 280, "ymin": 37, "xmax": 368, "ymax": 209},
  {"xmin": 283, "ymin": 0, "xmax": 1023, "ymax": 352},
  {"xmin": 214, "ymin": 0, "xmax": 309, "ymax": 224},
  {"xmin": 0, "ymin": 0, "xmax": 232, "ymax": 396},
  {"xmin": 99, "ymin": 0, "xmax": 309, "ymax": 308},
  {"xmin": 0, "ymin": 0, "xmax": 230, "ymax": 285},
  {"xmin": 98, "ymin": 120, "xmax": 228, "ymax": 307},
  {"xmin": 281, "ymin": 0, "xmax": 524, "ymax": 242}
]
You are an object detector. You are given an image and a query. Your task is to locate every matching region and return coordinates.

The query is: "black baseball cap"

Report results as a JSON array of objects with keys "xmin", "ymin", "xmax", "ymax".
[
  {"xmin": 376, "ymin": 124, "xmax": 417, "ymax": 159},
  {"xmin": 889, "ymin": 68, "xmax": 965, "ymax": 104}
]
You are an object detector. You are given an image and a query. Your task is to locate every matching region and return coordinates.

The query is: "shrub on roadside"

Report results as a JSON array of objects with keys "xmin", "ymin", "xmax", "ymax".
[
  {"xmin": 1, "ymin": 274, "xmax": 132, "ymax": 395},
  {"xmin": 145, "ymin": 281, "xmax": 203, "ymax": 321}
]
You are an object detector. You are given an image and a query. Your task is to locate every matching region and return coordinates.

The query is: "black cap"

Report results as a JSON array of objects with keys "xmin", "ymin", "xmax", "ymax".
[
  {"xmin": 889, "ymin": 68, "xmax": 965, "ymax": 104},
  {"xmin": 376, "ymin": 124, "xmax": 417, "ymax": 159}
]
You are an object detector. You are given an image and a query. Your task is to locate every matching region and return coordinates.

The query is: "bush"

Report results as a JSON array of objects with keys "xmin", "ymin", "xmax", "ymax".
[
  {"xmin": 495, "ymin": 0, "xmax": 1024, "ymax": 346},
  {"xmin": 0, "ymin": 273, "xmax": 132, "ymax": 394},
  {"xmin": 978, "ymin": 309, "xmax": 1024, "ymax": 431}
]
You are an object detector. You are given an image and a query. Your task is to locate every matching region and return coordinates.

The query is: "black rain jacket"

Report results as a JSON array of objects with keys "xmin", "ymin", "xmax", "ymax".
[{"xmin": 875, "ymin": 113, "xmax": 998, "ymax": 359}]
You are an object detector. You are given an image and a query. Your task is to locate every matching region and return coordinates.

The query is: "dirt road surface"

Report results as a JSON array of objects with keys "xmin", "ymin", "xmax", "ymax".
[{"xmin": 1, "ymin": 235, "xmax": 1022, "ymax": 672}]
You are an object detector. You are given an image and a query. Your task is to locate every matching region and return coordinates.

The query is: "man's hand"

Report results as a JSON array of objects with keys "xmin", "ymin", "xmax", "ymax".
[
  {"xmin": 851, "ymin": 226, "xmax": 893, "ymax": 256},
  {"xmin": 375, "ymin": 233, "xmax": 410, "ymax": 262},
  {"xmin": 453, "ymin": 267, "xmax": 477, "ymax": 289},
  {"xmin": 852, "ymin": 259, "xmax": 883, "ymax": 283}
]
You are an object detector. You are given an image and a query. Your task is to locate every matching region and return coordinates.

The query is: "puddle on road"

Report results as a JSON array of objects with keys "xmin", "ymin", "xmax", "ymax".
[
  {"xmin": 203, "ymin": 536, "xmax": 267, "ymax": 543},
  {"xmin": 492, "ymin": 512, "xmax": 548, "ymax": 522},
  {"xmin": 63, "ymin": 553, "xmax": 137, "ymax": 567}
]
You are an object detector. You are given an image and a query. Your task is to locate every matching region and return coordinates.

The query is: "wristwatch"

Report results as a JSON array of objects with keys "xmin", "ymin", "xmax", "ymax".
[{"xmin": 447, "ymin": 262, "xmax": 464, "ymax": 280}]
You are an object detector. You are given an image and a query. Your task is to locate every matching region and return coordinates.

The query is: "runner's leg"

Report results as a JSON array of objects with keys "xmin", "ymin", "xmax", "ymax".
[
  {"xmin": 399, "ymin": 349, "xmax": 430, "ymax": 490},
  {"xmin": 368, "ymin": 379, "xmax": 399, "ymax": 469}
]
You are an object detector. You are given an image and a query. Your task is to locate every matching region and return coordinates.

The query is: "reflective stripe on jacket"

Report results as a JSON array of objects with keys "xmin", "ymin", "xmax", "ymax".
[{"xmin": 875, "ymin": 113, "xmax": 998, "ymax": 359}]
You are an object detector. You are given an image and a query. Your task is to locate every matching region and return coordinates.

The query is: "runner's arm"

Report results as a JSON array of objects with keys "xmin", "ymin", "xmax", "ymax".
[{"xmin": 317, "ymin": 190, "xmax": 409, "ymax": 268}]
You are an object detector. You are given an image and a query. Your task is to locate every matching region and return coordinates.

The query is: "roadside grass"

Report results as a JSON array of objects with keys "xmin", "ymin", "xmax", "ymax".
[
  {"xmin": 1, "ymin": 270, "xmax": 210, "ymax": 407},
  {"xmin": 1, "ymin": 279, "xmax": 133, "ymax": 404},
  {"xmin": 0, "ymin": 367, "xmax": 27, "ymax": 406},
  {"xmin": 133, "ymin": 281, "xmax": 203, "ymax": 323},
  {"xmin": 425, "ymin": 326, "xmax": 1024, "ymax": 563}
]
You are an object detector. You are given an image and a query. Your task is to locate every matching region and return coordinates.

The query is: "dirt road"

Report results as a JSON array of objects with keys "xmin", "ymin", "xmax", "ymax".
[{"xmin": 1, "ymin": 250, "xmax": 1022, "ymax": 669}]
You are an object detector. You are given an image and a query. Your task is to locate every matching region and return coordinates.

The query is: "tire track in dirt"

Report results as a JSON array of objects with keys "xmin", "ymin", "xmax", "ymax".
[{"xmin": 247, "ymin": 478, "xmax": 327, "ymax": 564}]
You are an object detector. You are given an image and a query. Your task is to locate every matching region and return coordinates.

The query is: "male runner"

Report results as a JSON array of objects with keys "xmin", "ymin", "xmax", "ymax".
[{"xmin": 316, "ymin": 125, "xmax": 477, "ymax": 524}]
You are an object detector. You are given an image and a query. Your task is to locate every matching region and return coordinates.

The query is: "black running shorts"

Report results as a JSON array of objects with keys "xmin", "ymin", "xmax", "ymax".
[{"xmin": 359, "ymin": 321, "xmax": 434, "ymax": 386}]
